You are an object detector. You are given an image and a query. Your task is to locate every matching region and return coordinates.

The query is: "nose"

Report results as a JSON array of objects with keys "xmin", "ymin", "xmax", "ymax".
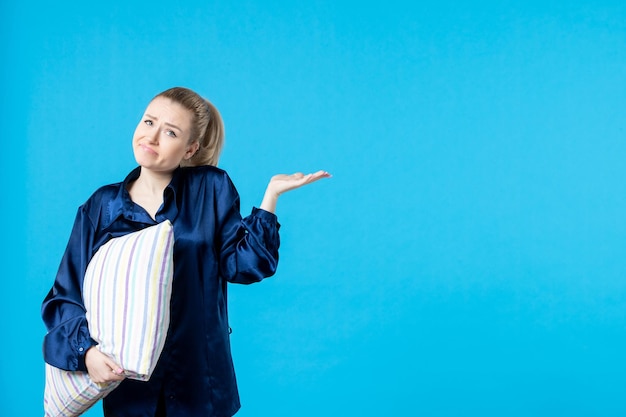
[{"xmin": 146, "ymin": 126, "xmax": 159, "ymax": 143}]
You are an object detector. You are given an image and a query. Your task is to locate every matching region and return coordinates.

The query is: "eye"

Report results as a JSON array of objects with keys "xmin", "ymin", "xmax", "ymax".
[
  {"xmin": 144, "ymin": 119, "xmax": 153, "ymax": 126},
  {"xmin": 165, "ymin": 130, "xmax": 177, "ymax": 138}
]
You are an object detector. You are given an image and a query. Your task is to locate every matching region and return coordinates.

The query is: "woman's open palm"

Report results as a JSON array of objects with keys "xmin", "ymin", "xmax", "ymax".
[
  {"xmin": 260, "ymin": 170, "xmax": 330, "ymax": 213},
  {"xmin": 268, "ymin": 170, "xmax": 331, "ymax": 196}
]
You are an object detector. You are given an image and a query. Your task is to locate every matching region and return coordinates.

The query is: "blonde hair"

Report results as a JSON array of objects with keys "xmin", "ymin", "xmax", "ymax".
[{"xmin": 154, "ymin": 87, "xmax": 225, "ymax": 166}]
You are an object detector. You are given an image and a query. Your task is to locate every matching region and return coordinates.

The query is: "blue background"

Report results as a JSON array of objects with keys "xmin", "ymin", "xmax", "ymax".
[{"xmin": 2, "ymin": 1, "xmax": 625, "ymax": 416}]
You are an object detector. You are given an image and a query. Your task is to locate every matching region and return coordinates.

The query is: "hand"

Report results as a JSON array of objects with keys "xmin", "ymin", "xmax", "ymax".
[
  {"xmin": 260, "ymin": 170, "xmax": 331, "ymax": 213},
  {"xmin": 85, "ymin": 347, "xmax": 125, "ymax": 383},
  {"xmin": 267, "ymin": 170, "xmax": 331, "ymax": 196}
]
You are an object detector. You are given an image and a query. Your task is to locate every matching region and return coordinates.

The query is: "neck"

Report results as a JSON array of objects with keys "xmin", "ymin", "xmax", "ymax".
[{"xmin": 135, "ymin": 167, "xmax": 174, "ymax": 196}]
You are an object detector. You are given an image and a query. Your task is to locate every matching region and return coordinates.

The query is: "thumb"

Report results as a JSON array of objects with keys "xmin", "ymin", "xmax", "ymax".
[{"xmin": 104, "ymin": 357, "xmax": 124, "ymax": 374}]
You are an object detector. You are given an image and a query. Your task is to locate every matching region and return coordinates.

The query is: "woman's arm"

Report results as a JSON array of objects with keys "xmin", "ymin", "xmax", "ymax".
[
  {"xmin": 216, "ymin": 170, "xmax": 329, "ymax": 284},
  {"xmin": 260, "ymin": 170, "xmax": 331, "ymax": 214},
  {"xmin": 42, "ymin": 207, "xmax": 97, "ymax": 371}
]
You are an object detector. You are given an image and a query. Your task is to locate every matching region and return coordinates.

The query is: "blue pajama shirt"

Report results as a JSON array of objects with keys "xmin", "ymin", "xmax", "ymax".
[{"xmin": 42, "ymin": 165, "xmax": 280, "ymax": 417}]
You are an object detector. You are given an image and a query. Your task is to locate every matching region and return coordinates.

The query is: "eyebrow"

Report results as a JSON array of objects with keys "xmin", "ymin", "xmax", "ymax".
[{"xmin": 145, "ymin": 113, "xmax": 184, "ymax": 132}]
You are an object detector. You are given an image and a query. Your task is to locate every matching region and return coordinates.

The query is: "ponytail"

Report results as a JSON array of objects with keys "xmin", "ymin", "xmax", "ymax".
[
  {"xmin": 155, "ymin": 87, "xmax": 225, "ymax": 167},
  {"xmin": 184, "ymin": 99, "xmax": 224, "ymax": 167}
]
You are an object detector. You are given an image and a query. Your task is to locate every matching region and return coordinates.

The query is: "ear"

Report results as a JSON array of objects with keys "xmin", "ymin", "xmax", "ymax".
[{"xmin": 184, "ymin": 141, "xmax": 200, "ymax": 160}]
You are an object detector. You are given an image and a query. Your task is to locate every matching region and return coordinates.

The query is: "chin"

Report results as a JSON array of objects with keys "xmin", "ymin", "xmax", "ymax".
[{"xmin": 133, "ymin": 152, "xmax": 154, "ymax": 168}]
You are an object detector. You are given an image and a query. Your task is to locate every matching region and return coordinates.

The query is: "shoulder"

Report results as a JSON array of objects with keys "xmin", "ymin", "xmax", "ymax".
[
  {"xmin": 178, "ymin": 165, "xmax": 234, "ymax": 187},
  {"xmin": 83, "ymin": 182, "xmax": 122, "ymax": 208},
  {"xmin": 80, "ymin": 167, "xmax": 139, "ymax": 212},
  {"xmin": 176, "ymin": 166, "xmax": 240, "ymax": 203},
  {"xmin": 179, "ymin": 165, "xmax": 228, "ymax": 178},
  {"xmin": 77, "ymin": 181, "xmax": 125, "ymax": 226}
]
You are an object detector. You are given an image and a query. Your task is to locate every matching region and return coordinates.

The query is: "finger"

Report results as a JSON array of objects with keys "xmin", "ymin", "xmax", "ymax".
[
  {"xmin": 104, "ymin": 358, "xmax": 124, "ymax": 376},
  {"xmin": 105, "ymin": 366, "xmax": 125, "ymax": 381},
  {"xmin": 305, "ymin": 171, "xmax": 331, "ymax": 184},
  {"xmin": 289, "ymin": 171, "xmax": 329, "ymax": 188},
  {"xmin": 108, "ymin": 370, "xmax": 126, "ymax": 381}
]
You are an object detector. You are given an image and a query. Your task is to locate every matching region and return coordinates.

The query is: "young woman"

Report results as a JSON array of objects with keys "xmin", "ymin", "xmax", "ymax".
[{"xmin": 42, "ymin": 87, "xmax": 329, "ymax": 416}]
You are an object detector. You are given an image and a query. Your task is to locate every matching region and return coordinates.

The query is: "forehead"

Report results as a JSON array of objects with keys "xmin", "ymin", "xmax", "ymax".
[{"xmin": 145, "ymin": 96, "xmax": 192, "ymax": 128}]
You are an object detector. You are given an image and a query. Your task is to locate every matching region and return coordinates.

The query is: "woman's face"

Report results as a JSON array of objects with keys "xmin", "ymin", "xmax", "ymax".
[{"xmin": 132, "ymin": 96, "xmax": 197, "ymax": 174}]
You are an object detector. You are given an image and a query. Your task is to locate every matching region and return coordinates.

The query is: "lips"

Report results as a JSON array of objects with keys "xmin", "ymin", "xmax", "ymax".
[{"xmin": 139, "ymin": 143, "xmax": 158, "ymax": 156}]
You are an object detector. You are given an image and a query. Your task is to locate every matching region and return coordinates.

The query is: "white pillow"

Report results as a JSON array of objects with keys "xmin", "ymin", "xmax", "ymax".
[{"xmin": 44, "ymin": 220, "xmax": 175, "ymax": 417}]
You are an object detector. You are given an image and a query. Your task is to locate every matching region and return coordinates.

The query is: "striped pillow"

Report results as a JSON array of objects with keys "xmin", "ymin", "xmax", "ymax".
[
  {"xmin": 43, "ymin": 365, "xmax": 120, "ymax": 417},
  {"xmin": 44, "ymin": 220, "xmax": 175, "ymax": 417}
]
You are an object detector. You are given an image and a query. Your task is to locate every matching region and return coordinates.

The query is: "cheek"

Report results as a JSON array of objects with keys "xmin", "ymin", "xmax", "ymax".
[
  {"xmin": 160, "ymin": 139, "xmax": 186, "ymax": 156},
  {"xmin": 132, "ymin": 125, "xmax": 143, "ymax": 141}
]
